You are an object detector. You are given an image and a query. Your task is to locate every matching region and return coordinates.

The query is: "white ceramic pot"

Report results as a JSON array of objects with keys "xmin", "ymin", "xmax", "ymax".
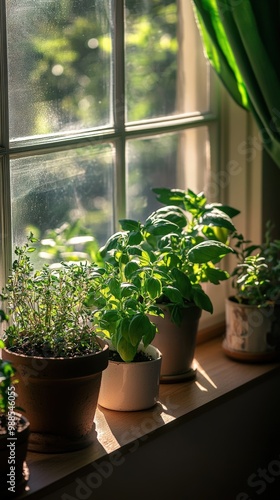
[
  {"xmin": 98, "ymin": 344, "xmax": 162, "ymax": 411},
  {"xmin": 223, "ymin": 297, "xmax": 280, "ymax": 361}
]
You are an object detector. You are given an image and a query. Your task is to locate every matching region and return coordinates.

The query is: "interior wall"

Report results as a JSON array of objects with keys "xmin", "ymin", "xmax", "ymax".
[{"xmin": 262, "ymin": 148, "xmax": 280, "ymax": 240}]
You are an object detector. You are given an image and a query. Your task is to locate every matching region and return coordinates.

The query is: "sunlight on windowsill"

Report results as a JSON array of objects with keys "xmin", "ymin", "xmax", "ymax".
[
  {"xmin": 194, "ymin": 359, "xmax": 218, "ymax": 391},
  {"xmin": 23, "ymin": 336, "xmax": 280, "ymax": 499}
]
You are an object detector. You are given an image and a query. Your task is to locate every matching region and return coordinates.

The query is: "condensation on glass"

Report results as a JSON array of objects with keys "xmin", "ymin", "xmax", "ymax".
[
  {"xmin": 4, "ymin": 0, "xmax": 212, "ymax": 254},
  {"xmin": 10, "ymin": 145, "xmax": 114, "ymax": 250},
  {"xmin": 6, "ymin": 0, "xmax": 112, "ymax": 140}
]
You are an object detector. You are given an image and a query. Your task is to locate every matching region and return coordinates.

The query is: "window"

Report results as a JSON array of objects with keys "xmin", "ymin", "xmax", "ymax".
[{"xmin": 0, "ymin": 0, "xmax": 228, "ymax": 328}]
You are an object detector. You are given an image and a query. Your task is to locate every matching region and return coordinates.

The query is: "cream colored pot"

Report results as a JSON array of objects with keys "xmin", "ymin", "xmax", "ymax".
[
  {"xmin": 223, "ymin": 297, "xmax": 280, "ymax": 362},
  {"xmin": 98, "ymin": 344, "xmax": 162, "ymax": 411}
]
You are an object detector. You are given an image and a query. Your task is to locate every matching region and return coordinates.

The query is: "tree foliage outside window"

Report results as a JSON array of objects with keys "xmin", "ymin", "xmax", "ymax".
[{"xmin": 1, "ymin": 0, "xmax": 212, "ymax": 270}]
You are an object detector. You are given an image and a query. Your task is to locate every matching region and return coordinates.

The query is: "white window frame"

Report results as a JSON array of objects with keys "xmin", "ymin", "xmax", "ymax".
[{"xmin": 0, "ymin": 0, "xmax": 263, "ymax": 336}]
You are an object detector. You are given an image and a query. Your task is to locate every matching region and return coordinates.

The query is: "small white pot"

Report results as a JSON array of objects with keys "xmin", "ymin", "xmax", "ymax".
[{"xmin": 98, "ymin": 344, "xmax": 162, "ymax": 411}]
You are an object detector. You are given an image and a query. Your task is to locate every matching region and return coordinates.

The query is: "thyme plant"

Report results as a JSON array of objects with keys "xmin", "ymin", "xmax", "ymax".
[{"xmin": 0, "ymin": 234, "xmax": 105, "ymax": 357}]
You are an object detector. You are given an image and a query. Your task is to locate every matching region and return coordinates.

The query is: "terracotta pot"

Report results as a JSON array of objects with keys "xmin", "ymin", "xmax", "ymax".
[
  {"xmin": 223, "ymin": 297, "xmax": 280, "ymax": 362},
  {"xmin": 0, "ymin": 414, "xmax": 30, "ymax": 498},
  {"xmin": 98, "ymin": 344, "xmax": 162, "ymax": 411},
  {"xmin": 2, "ymin": 340, "xmax": 108, "ymax": 453},
  {"xmin": 151, "ymin": 304, "xmax": 202, "ymax": 382}
]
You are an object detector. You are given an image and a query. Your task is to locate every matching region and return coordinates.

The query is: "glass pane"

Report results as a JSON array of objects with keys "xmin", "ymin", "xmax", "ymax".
[
  {"xmin": 11, "ymin": 145, "xmax": 114, "ymax": 261},
  {"xmin": 125, "ymin": 0, "xmax": 209, "ymax": 122},
  {"xmin": 126, "ymin": 127, "xmax": 211, "ymax": 221},
  {"xmin": 6, "ymin": 0, "xmax": 112, "ymax": 140}
]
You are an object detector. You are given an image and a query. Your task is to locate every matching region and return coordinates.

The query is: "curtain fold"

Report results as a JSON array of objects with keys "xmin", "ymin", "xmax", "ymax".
[{"xmin": 192, "ymin": 0, "xmax": 280, "ymax": 167}]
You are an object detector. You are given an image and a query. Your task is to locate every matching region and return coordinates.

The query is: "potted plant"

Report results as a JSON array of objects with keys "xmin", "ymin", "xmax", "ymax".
[
  {"xmin": 99, "ymin": 187, "xmax": 238, "ymax": 381},
  {"xmin": 0, "ymin": 235, "xmax": 109, "ymax": 452},
  {"xmin": 0, "ymin": 355, "xmax": 30, "ymax": 498},
  {"xmin": 90, "ymin": 260, "xmax": 162, "ymax": 411},
  {"xmin": 223, "ymin": 223, "xmax": 280, "ymax": 361}
]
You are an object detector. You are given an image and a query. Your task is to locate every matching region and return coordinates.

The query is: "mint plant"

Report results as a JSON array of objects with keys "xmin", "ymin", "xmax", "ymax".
[
  {"xmin": 231, "ymin": 222, "xmax": 280, "ymax": 306},
  {"xmin": 99, "ymin": 188, "xmax": 237, "ymax": 327},
  {"xmin": 90, "ymin": 261, "xmax": 162, "ymax": 362}
]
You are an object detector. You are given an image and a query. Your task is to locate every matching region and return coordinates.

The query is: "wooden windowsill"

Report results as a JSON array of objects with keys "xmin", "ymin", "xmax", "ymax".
[{"xmin": 20, "ymin": 336, "xmax": 280, "ymax": 499}]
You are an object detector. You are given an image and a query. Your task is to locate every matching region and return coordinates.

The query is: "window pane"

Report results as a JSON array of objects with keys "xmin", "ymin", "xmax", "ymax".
[
  {"xmin": 7, "ymin": 0, "xmax": 112, "ymax": 140},
  {"xmin": 11, "ymin": 145, "xmax": 114, "ymax": 254},
  {"xmin": 125, "ymin": 0, "xmax": 209, "ymax": 122},
  {"xmin": 126, "ymin": 127, "xmax": 211, "ymax": 221}
]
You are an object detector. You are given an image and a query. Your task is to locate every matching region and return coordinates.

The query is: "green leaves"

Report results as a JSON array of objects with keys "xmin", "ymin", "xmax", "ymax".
[
  {"xmin": 152, "ymin": 187, "xmax": 187, "ymax": 207},
  {"xmin": 206, "ymin": 203, "xmax": 240, "ymax": 219},
  {"xmin": 99, "ymin": 231, "xmax": 124, "ymax": 255},
  {"xmin": 204, "ymin": 267, "xmax": 229, "ymax": 284},
  {"xmin": 192, "ymin": 287, "xmax": 213, "ymax": 314},
  {"xmin": 94, "ymin": 185, "xmax": 238, "ymax": 348},
  {"xmin": 124, "ymin": 260, "xmax": 140, "ymax": 279},
  {"xmin": 234, "ymin": 254, "xmax": 270, "ymax": 305},
  {"xmin": 147, "ymin": 205, "xmax": 187, "ymax": 228},
  {"xmin": 188, "ymin": 240, "xmax": 233, "ymax": 263},
  {"xmin": 128, "ymin": 313, "xmax": 152, "ymax": 347},
  {"xmin": 101, "ymin": 310, "xmax": 120, "ymax": 324},
  {"xmin": 0, "ymin": 310, "xmax": 8, "ymax": 322},
  {"xmin": 145, "ymin": 277, "xmax": 162, "ymax": 300},
  {"xmin": 90, "ymin": 258, "xmax": 161, "ymax": 361},
  {"xmin": 2, "ymin": 188, "xmax": 239, "ymax": 362},
  {"xmin": 200, "ymin": 208, "xmax": 236, "ymax": 233},
  {"xmin": 120, "ymin": 283, "xmax": 138, "ymax": 298},
  {"xmin": 144, "ymin": 205, "xmax": 187, "ymax": 238},
  {"xmin": 111, "ymin": 313, "xmax": 157, "ymax": 362},
  {"xmin": 1, "ymin": 236, "xmax": 108, "ymax": 357},
  {"xmin": 108, "ymin": 277, "xmax": 121, "ymax": 299},
  {"xmin": 116, "ymin": 338, "xmax": 137, "ymax": 363},
  {"xmin": 119, "ymin": 219, "xmax": 141, "ymax": 232},
  {"xmin": 152, "ymin": 187, "xmax": 206, "ymax": 213},
  {"xmin": 145, "ymin": 218, "xmax": 181, "ymax": 236},
  {"xmin": 170, "ymin": 268, "xmax": 192, "ymax": 299},
  {"xmin": 162, "ymin": 286, "xmax": 184, "ymax": 305},
  {"xmin": 231, "ymin": 222, "xmax": 280, "ymax": 306}
]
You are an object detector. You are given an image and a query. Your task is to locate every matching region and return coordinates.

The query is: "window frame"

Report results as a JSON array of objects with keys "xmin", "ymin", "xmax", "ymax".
[{"xmin": 0, "ymin": 0, "xmax": 262, "ymax": 336}]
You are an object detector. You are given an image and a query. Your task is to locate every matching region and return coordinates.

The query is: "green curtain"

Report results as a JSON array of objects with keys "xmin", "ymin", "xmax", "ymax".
[{"xmin": 192, "ymin": 0, "xmax": 280, "ymax": 167}]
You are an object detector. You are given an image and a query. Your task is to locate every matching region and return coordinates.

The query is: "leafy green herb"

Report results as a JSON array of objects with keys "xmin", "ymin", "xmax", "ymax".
[{"xmin": 231, "ymin": 222, "xmax": 280, "ymax": 306}]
